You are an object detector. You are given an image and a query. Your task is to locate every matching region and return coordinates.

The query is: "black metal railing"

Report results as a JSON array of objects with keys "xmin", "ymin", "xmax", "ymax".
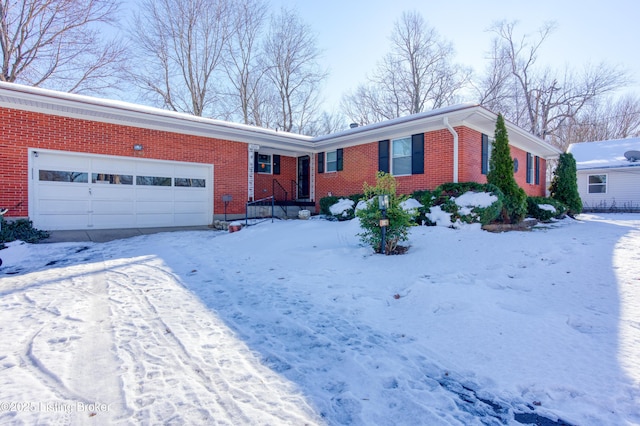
[{"xmin": 245, "ymin": 196, "xmax": 275, "ymax": 226}]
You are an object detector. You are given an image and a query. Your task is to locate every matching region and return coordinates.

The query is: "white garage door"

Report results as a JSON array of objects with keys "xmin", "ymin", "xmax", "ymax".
[{"xmin": 30, "ymin": 150, "xmax": 213, "ymax": 230}]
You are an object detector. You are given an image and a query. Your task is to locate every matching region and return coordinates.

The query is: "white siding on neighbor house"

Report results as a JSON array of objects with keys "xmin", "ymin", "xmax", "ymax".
[{"xmin": 577, "ymin": 168, "xmax": 640, "ymax": 210}]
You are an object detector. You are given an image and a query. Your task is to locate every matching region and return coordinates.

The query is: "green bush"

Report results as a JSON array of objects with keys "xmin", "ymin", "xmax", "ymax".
[
  {"xmin": 486, "ymin": 113, "xmax": 528, "ymax": 223},
  {"xmin": 356, "ymin": 172, "xmax": 413, "ymax": 254},
  {"xmin": 549, "ymin": 153, "xmax": 582, "ymax": 217},
  {"xmin": 410, "ymin": 189, "xmax": 442, "ymax": 225},
  {"xmin": 0, "ymin": 218, "xmax": 49, "ymax": 249},
  {"xmin": 527, "ymin": 197, "xmax": 568, "ymax": 222},
  {"xmin": 319, "ymin": 196, "xmax": 340, "ymax": 216}
]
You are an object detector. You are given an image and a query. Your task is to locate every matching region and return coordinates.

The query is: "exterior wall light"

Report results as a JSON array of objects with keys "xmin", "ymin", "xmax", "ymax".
[{"xmin": 134, "ymin": 144, "xmax": 143, "ymax": 151}]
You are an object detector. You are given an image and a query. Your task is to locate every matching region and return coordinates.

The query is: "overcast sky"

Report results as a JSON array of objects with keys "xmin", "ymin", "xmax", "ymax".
[{"xmin": 273, "ymin": 0, "xmax": 640, "ymax": 110}]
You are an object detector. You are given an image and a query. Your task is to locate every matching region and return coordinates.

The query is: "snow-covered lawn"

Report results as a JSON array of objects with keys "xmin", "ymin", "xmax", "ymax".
[{"xmin": 0, "ymin": 214, "xmax": 639, "ymax": 425}]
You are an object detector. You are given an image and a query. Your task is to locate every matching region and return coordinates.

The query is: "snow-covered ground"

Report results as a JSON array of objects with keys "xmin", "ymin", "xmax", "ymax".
[{"xmin": 0, "ymin": 214, "xmax": 639, "ymax": 425}]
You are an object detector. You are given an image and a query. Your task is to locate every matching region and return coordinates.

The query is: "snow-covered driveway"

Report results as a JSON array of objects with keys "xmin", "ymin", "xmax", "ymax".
[{"xmin": 1, "ymin": 214, "xmax": 639, "ymax": 425}]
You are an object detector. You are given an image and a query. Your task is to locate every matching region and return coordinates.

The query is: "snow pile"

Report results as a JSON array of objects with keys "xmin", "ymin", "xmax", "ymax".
[
  {"xmin": 1, "ymin": 214, "xmax": 639, "ymax": 425},
  {"xmin": 456, "ymin": 191, "xmax": 497, "ymax": 213},
  {"xmin": 538, "ymin": 203, "xmax": 557, "ymax": 213},
  {"xmin": 399, "ymin": 198, "xmax": 423, "ymax": 216},
  {"xmin": 329, "ymin": 198, "xmax": 355, "ymax": 216}
]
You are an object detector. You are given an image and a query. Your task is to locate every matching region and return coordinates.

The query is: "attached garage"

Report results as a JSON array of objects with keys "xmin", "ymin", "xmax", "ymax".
[{"xmin": 29, "ymin": 149, "xmax": 213, "ymax": 230}]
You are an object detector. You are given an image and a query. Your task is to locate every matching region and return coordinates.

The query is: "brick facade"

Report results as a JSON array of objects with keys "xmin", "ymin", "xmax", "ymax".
[
  {"xmin": 314, "ymin": 126, "xmax": 548, "ymax": 201},
  {"xmin": 0, "ymin": 107, "xmax": 248, "ymax": 217}
]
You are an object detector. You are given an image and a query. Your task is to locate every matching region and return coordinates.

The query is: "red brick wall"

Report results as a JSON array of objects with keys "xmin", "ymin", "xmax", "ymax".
[
  {"xmin": 0, "ymin": 107, "xmax": 249, "ymax": 217},
  {"xmin": 314, "ymin": 126, "xmax": 548, "ymax": 207},
  {"xmin": 254, "ymin": 155, "xmax": 297, "ymax": 199}
]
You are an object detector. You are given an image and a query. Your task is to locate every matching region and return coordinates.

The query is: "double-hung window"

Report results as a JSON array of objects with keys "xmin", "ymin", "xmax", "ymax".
[
  {"xmin": 257, "ymin": 154, "xmax": 272, "ymax": 174},
  {"xmin": 391, "ymin": 137, "xmax": 412, "ymax": 176},
  {"xmin": 326, "ymin": 151, "xmax": 338, "ymax": 172}
]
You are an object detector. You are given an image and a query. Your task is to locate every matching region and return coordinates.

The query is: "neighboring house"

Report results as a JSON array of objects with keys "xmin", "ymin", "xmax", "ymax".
[
  {"xmin": 567, "ymin": 138, "xmax": 640, "ymax": 212},
  {"xmin": 0, "ymin": 82, "xmax": 561, "ymax": 230}
]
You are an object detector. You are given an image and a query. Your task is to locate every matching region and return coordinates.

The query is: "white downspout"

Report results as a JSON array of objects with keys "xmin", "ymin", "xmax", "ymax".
[{"xmin": 443, "ymin": 117, "xmax": 459, "ymax": 183}]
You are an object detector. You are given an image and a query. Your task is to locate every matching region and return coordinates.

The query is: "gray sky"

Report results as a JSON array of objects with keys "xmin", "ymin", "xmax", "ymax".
[{"xmin": 274, "ymin": 0, "xmax": 640, "ymax": 110}]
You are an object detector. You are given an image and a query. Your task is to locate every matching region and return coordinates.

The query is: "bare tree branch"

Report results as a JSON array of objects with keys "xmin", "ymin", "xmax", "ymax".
[{"xmin": 0, "ymin": 0, "xmax": 127, "ymax": 94}]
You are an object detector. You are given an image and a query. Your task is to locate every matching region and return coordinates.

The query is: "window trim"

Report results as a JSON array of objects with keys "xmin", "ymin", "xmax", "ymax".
[{"xmin": 588, "ymin": 174, "xmax": 607, "ymax": 194}]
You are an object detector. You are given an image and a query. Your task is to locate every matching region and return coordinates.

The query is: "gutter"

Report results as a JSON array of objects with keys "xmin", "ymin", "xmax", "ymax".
[{"xmin": 443, "ymin": 116, "xmax": 459, "ymax": 183}]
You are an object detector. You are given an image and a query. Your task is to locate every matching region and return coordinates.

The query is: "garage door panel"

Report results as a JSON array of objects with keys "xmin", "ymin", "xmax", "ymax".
[
  {"xmin": 175, "ymin": 201, "xmax": 207, "ymax": 214},
  {"xmin": 91, "ymin": 186, "xmax": 135, "ymax": 201},
  {"xmin": 92, "ymin": 200, "xmax": 135, "ymax": 214},
  {"xmin": 38, "ymin": 199, "xmax": 90, "ymax": 214},
  {"xmin": 32, "ymin": 150, "xmax": 213, "ymax": 230}
]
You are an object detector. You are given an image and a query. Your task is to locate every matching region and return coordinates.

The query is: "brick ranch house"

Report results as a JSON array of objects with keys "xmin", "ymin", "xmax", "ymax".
[{"xmin": 0, "ymin": 82, "xmax": 561, "ymax": 230}]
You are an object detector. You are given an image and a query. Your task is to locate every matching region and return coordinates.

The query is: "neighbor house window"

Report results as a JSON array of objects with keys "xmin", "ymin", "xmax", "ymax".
[
  {"xmin": 588, "ymin": 174, "xmax": 607, "ymax": 193},
  {"xmin": 257, "ymin": 154, "xmax": 272, "ymax": 174},
  {"xmin": 392, "ymin": 137, "xmax": 412, "ymax": 176}
]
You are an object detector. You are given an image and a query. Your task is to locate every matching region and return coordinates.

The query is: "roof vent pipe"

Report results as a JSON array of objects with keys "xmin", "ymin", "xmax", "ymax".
[
  {"xmin": 349, "ymin": 123, "xmax": 359, "ymax": 129},
  {"xmin": 443, "ymin": 117, "xmax": 459, "ymax": 183}
]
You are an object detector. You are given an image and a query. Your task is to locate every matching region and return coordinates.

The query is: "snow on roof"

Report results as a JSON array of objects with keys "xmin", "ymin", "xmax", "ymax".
[{"xmin": 567, "ymin": 137, "xmax": 640, "ymax": 170}]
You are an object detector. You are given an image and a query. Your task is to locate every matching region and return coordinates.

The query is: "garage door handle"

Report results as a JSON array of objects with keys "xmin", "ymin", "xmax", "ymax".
[{"xmin": 89, "ymin": 188, "xmax": 92, "ymax": 195}]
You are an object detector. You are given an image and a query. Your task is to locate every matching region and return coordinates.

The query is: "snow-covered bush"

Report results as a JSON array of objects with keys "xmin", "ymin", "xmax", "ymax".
[
  {"xmin": 417, "ymin": 182, "xmax": 504, "ymax": 227},
  {"xmin": 320, "ymin": 194, "xmax": 364, "ymax": 221},
  {"xmin": 526, "ymin": 196, "xmax": 568, "ymax": 222}
]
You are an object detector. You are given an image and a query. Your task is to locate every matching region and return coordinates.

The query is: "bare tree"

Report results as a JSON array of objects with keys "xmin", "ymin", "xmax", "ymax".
[
  {"xmin": 0, "ymin": 0, "xmax": 127, "ymax": 94},
  {"xmin": 222, "ymin": 0, "xmax": 268, "ymax": 125},
  {"xmin": 130, "ymin": 0, "xmax": 232, "ymax": 117},
  {"xmin": 554, "ymin": 94, "xmax": 640, "ymax": 149},
  {"xmin": 261, "ymin": 7, "xmax": 327, "ymax": 133},
  {"xmin": 478, "ymin": 21, "xmax": 630, "ymax": 144},
  {"xmin": 342, "ymin": 10, "xmax": 470, "ymax": 124}
]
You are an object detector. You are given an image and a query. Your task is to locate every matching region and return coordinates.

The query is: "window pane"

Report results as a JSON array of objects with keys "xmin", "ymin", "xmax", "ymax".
[
  {"xmin": 136, "ymin": 176, "xmax": 172, "ymax": 186},
  {"xmin": 392, "ymin": 138, "xmax": 411, "ymax": 156},
  {"xmin": 589, "ymin": 185, "xmax": 606, "ymax": 194},
  {"xmin": 589, "ymin": 175, "xmax": 606, "ymax": 184},
  {"xmin": 175, "ymin": 178, "xmax": 206, "ymax": 187},
  {"xmin": 92, "ymin": 173, "xmax": 133, "ymax": 185},
  {"xmin": 39, "ymin": 170, "xmax": 88, "ymax": 183},
  {"xmin": 393, "ymin": 157, "xmax": 412, "ymax": 175}
]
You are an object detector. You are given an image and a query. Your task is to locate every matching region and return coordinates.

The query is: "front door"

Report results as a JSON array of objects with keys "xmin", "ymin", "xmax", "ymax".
[{"xmin": 297, "ymin": 156, "xmax": 310, "ymax": 199}]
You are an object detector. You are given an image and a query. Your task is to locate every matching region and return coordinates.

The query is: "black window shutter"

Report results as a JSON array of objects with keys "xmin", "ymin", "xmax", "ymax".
[
  {"xmin": 535, "ymin": 156, "xmax": 540, "ymax": 184},
  {"xmin": 318, "ymin": 152, "xmax": 325, "ymax": 173},
  {"xmin": 411, "ymin": 133, "xmax": 424, "ymax": 174},
  {"xmin": 481, "ymin": 134, "xmax": 489, "ymax": 175},
  {"xmin": 526, "ymin": 153, "xmax": 533, "ymax": 183},
  {"xmin": 254, "ymin": 152, "xmax": 259, "ymax": 173},
  {"xmin": 273, "ymin": 154, "xmax": 280, "ymax": 175},
  {"xmin": 378, "ymin": 140, "xmax": 390, "ymax": 173},
  {"xmin": 336, "ymin": 148, "xmax": 344, "ymax": 171}
]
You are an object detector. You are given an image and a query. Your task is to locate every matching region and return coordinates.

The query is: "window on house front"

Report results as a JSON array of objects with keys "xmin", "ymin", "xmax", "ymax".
[
  {"xmin": 326, "ymin": 150, "xmax": 337, "ymax": 172},
  {"xmin": 481, "ymin": 134, "xmax": 493, "ymax": 175},
  {"xmin": 257, "ymin": 154, "xmax": 272, "ymax": 174},
  {"xmin": 526, "ymin": 153, "xmax": 534, "ymax": 183},
  {"xmin": 392, "ymin": 137, "xmax": 412, "ymax": 176},
  {"xmin": 588, "ymin": 174, "xmax": 607, "ymax": 193}
]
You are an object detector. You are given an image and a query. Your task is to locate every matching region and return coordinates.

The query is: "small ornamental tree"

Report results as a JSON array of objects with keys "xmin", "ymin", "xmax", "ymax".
[
  {"xmin": 487, "ymin": 113, "xmax": 527, "ymax": 223},
  {"xmin": 549, "ymin": 152, "xmax": 582, "ymax": 217},
  {"xmin": 356, "ymin": 172, "xmax": 413, "ymax": 254}
]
